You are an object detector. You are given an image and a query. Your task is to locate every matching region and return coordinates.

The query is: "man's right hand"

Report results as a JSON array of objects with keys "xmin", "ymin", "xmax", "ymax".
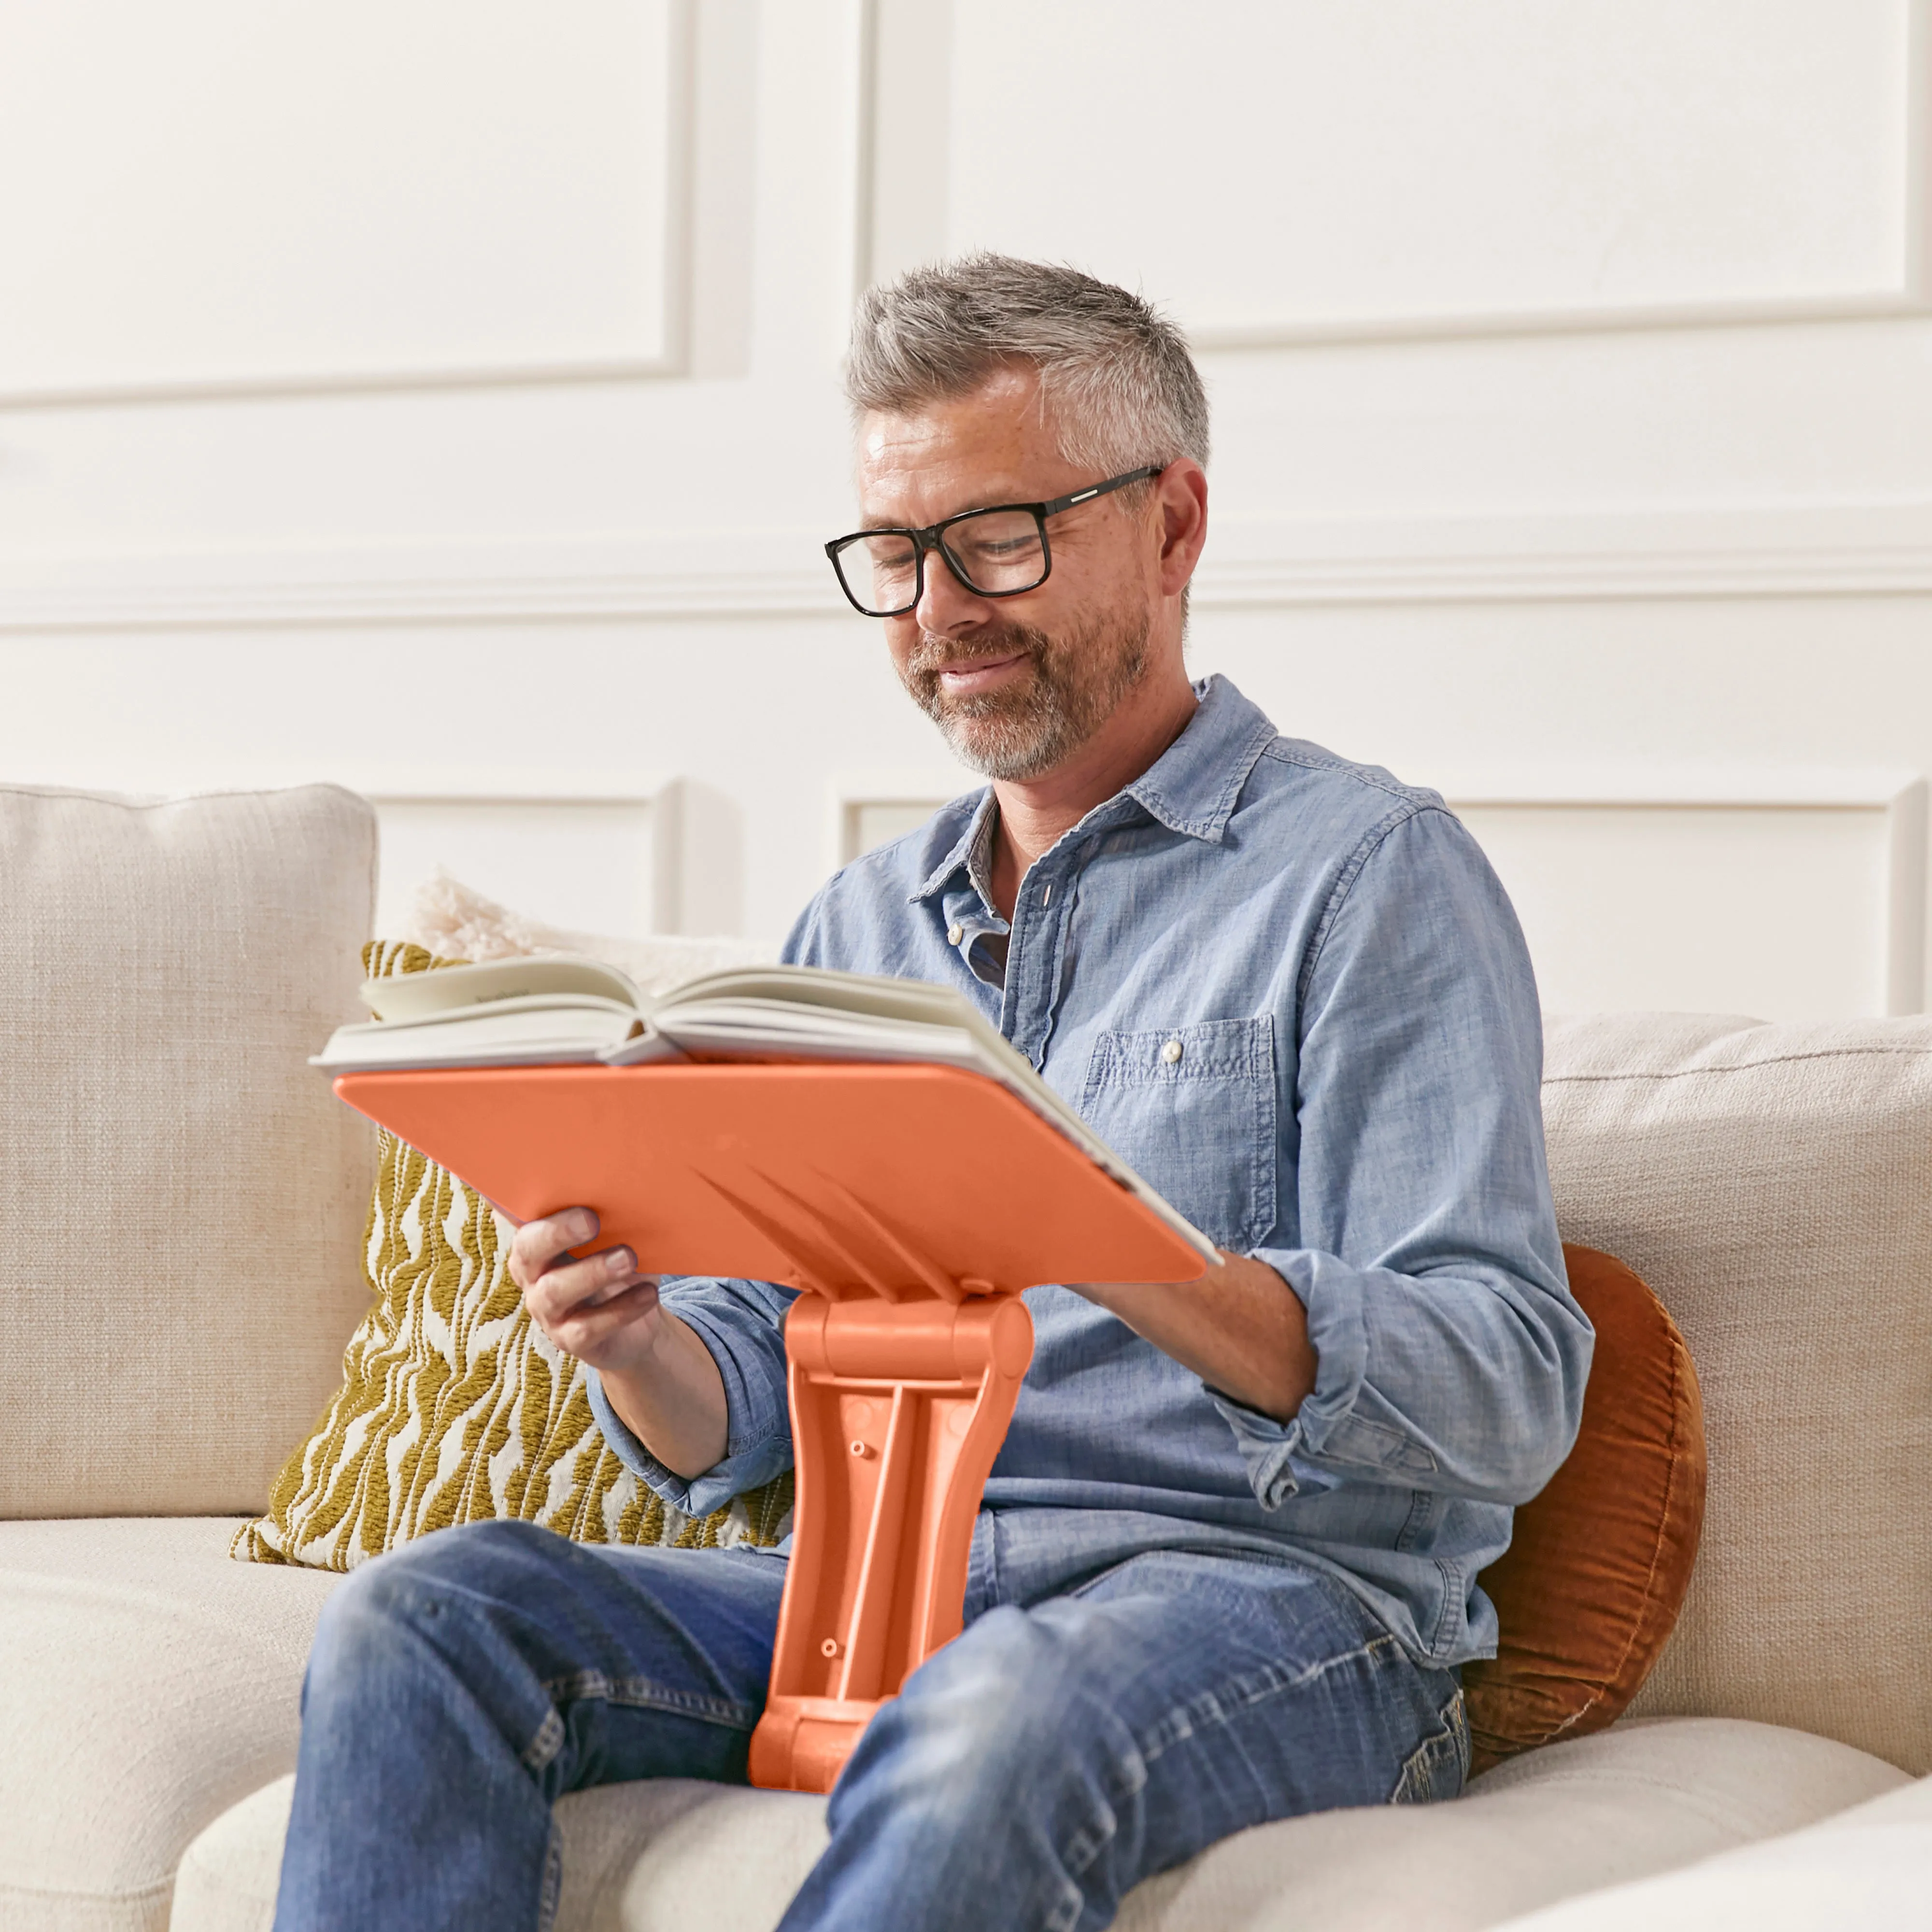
[
  {"xmin": 510, "ymin": 1208, "xmax": 667, "ymax": 1378},
  {"xmin": 508, "ymin": 1208, "xmax": 729, "ymax": 1478}
]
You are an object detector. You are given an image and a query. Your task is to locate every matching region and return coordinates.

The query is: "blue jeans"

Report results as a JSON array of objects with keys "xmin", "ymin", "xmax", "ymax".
[{"xmin": 273, "ymin": 1519, "xmax": 1466, "ymax": 1932}]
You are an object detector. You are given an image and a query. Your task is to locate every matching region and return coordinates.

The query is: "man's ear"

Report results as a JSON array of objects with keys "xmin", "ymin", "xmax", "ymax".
[{"xmin": 1155, "ymin": 461, "xmax": 1209, "ymax": 599}]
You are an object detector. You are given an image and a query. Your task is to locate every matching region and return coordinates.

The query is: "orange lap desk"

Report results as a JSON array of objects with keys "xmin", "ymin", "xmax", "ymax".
[{"xmin": 333, "ymin": 1061, "xmax": 1207, "ymax": 1793}]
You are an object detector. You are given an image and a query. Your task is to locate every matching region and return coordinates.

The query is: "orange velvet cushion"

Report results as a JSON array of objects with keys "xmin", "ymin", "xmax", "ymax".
[{"xmin": 1463, "ymin": 1243, "xmax": 1706, "ymax": 1774}]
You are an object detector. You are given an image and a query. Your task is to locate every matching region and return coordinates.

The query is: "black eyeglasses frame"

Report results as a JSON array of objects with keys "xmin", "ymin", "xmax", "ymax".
[{"xmin": 824, "ymin": 464, "xmax": 1165, "ymax": 618}]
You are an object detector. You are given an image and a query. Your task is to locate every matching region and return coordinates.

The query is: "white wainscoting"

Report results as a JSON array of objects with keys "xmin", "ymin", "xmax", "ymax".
[
  {"xmin": 369, "ymin": 793, "xmax": 664, "ymax": 943},
  {"xmin": 0, "ymin": 0, "xmax": 773, "ymax": 402},
  {"xmin": 1449, "ymin": 779, "xmax": 1928, "ymax": 1021},
  {"xmin": 364, "ymin": 777, "xmax": 745, "ymax": 942},
  {"xmin": 866, "ymin": 0, "xmax": 1929, "ymax": 344}
]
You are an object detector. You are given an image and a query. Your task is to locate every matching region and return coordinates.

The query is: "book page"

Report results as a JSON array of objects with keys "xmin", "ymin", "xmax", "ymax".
[
  {"xmin": 313, "ymin": 998, "xmax": 647, "ymax": 1071},
  {"xmin": 360, "ymin": 954, "xmax": 647, "ymax": 1023}
]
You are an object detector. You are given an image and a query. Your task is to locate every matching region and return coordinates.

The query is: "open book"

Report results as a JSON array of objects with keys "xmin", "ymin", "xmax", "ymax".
[{"xmin": 314, "ymin": 958, "xmax": 1218, "ymax": 1264}]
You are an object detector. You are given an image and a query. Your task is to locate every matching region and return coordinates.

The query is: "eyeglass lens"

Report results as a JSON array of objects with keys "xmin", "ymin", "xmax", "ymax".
[{"xmin": 839, "ymin": 508, "xmax": 1048, "ymax": 614}]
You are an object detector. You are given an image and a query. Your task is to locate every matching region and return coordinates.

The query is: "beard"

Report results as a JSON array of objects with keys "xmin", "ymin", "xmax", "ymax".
[{"xmin": 895, "ymin": 598, "xmax": 1153, "ymax": 782}]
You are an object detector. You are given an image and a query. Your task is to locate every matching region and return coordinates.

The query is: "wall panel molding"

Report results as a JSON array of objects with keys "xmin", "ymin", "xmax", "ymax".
[
  {"xmin": 864, "ymin": 0, "xmax": 1932, "ymax": 348},
  {"xmin": 13, "ymin": 502, "xmax": 1932, "ymax": 631},
  {"xmin": 0, "ymin": 0, "xmax": 734, "ymax": 407},
  {"xmin": 1188, "ymin": 290, "xmax": 1932, "ymax": 353},
  {"xmin": 1442, "ymin": 776, "xmax": 1928, "ymax": 1017},
  {"xmin": 367, "ymin": 776, "xmax": 742, "ymax": 937}
]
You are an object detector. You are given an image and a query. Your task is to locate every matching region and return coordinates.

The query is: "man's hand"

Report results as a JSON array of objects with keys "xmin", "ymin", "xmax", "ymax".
[
  {"xmin": 511, "ymin": 1208, "xmax": 667, "ymax": 1378},
  {"xmin": 508, "ymin": 1208, "xmax": 729, "ymax": 1478}
]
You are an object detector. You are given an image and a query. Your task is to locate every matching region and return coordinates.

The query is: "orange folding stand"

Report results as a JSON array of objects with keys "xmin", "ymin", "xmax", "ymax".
[
  {"xmin": 752, "ymin": 1283, "xmax": 1035, "ymax": 1790},
  {"xmin": 333, "ymin": 1061, "xmax": 1207, "ymax": 1792}
]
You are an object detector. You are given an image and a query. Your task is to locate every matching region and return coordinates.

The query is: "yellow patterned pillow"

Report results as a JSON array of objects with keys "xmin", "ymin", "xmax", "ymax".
[{"xmin": 233, "ymin": 940, "xmax": 793, "ymax": 1570}]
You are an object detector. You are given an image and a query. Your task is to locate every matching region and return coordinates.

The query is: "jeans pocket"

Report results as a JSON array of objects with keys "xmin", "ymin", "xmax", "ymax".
[
  {"xmin": 1080, "ymin": 1017, "xmax": 1277, "ymax": 1250},
  {"xmin": 1389, "ymin": 1686, "xmax": 1469, "ymax": 1806}
]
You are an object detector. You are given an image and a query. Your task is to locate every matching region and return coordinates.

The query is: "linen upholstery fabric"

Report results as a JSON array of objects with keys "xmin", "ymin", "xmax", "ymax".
[
  {"xmin": 0, "ymin": 783, "xmax": 376, "ymax": 1518},
  {"xmin": 1489, "ymin": 1769, "xmax": 1932, "ymax": 1930},
  {"xmin": 1541, "ymin": 1014, "xmax": 1932, "ymax": 1774},
  {"xmin": 171, "ymin": 1719, "xmax": 1906, "ymax": 1932},
  {"xmin": 235, "ymin": 941, "xmax": 793, "ymax": 1570},
  {"xmin": 0, "ymin": 1516, "xmax": 341, "ymax": 1932},
  {"xmin": 1463, "ymin": 1245, "xmax": 1705, "ymax": 1774}
]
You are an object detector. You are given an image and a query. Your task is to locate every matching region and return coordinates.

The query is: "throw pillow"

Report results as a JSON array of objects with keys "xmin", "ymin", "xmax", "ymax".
[
  {"xmin": 1463, "ymin": 1243, "xmax": 1706, "ymax": 1774},
  {"xmin": 233, "ymin": 939, "xmax": 793, "ymax": 1570},
  {"xmin": 403, "ymin": 868, "xmax": 778, "ymax": 988}
]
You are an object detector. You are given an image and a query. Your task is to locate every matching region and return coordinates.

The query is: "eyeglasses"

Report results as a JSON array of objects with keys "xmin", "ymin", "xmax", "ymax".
[{"xmin": 825, "ymin": 465, "xmax": 1165, "ymax": 618}]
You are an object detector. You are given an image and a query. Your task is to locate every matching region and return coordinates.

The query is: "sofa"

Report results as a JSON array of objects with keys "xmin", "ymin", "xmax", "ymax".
[{"xmin": 2, "ymin": 780, "xmax": 1928, "ymax": 1932}]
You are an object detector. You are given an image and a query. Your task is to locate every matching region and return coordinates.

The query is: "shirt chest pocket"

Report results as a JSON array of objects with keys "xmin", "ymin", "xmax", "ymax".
[{"xmin": 1080, "ymin": 1017, "xmax": 1278, "ymax": 1253}]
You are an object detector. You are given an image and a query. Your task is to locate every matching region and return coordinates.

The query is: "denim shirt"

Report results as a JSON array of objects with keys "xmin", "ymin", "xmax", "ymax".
[{"xmin": 588, "ymin": 675, "xmax": 1592, "ymax": 1665}]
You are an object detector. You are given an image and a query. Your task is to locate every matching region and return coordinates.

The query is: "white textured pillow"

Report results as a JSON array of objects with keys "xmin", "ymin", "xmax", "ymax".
[{"xmin": 403, "ymin": 871, "xmax": 777, "ymax": 991}]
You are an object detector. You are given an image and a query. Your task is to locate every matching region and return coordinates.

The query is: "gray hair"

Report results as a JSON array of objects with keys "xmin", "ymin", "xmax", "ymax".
[{"xmin": 845, "ymin": 254, "xmax": 1210, "ymax": 476}]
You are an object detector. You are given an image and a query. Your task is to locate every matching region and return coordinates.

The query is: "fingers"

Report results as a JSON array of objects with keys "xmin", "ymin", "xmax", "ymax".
[
  {"xmin": 523, "ymin": 1242, "xmax": 648, "ymax": 1323},
  {"xmin": 509, "ymin": 1207, "xmax": 668, "ymax": 1366},
  {"xmin": 509, "ymin": 1208, "xmax": 602, "ymax": 1291},
  {"xmin": 530, "ymin": 1274, "xmax": 665, "ymax": 1366}
]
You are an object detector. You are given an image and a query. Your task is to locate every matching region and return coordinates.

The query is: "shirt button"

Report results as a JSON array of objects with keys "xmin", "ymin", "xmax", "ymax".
[
  {"xmin": 947, "ymin": 924, "xmax": 965, "ymax": 946},
  {"xmin": 1160, "ymin": 1037, "xmax": 1185, "ymax": 1065}
]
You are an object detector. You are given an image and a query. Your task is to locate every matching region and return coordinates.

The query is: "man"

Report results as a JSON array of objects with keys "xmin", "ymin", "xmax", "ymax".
[{"xmin": 275, "ymin": 255, "xmax": 1591, "ymax": 1932}]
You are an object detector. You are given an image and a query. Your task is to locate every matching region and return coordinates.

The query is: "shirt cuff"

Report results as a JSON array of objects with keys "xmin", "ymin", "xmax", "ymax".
[
  {"xmin": 583, "ymin": 1297, "xmax": 796, "ymax": 1517},
  {"xmin": 1207, "ymin": 1390, "xmax": 1339, "ymax": 1510},
  {"xmin": 1208, "ymin": 1245, "xmax": 1375, "ymax": 1507}
]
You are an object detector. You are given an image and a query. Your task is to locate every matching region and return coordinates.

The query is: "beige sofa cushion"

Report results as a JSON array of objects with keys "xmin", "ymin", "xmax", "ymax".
[
  {"xmin": 0, "ymin": 783, "xmax": 377, "ymax": 1518},
  {"xmin": 1542, "ymin": 1015, "xmax": 1932, "ymax": 1774},
  {"xmin": 1490, "ymin": 1769, "xmax": 1932, "ymax": 1930},
  {"xmin": 171, "ymin": 1717, "xmax": 1904, "ymax": 1932},
  {"xmin": 0, "ymin": 1517, "xmax": 341, "ymax": 1932}
]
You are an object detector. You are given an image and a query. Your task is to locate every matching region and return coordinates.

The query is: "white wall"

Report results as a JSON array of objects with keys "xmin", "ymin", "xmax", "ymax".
[{"xmin": 2, "ymin": 0, "xmax": 1930, "ymax": 1018}]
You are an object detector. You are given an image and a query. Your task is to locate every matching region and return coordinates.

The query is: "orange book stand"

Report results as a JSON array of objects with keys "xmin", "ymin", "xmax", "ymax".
[{"xmin": 334, "ymin": 1061, "xmax": 1206, "ymax": 1792}]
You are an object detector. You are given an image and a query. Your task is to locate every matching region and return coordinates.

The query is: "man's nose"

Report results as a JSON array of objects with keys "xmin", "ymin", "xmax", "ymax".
[{"xmin": 914, "ymin": 543, "xmax": 994, "ymax": 636}]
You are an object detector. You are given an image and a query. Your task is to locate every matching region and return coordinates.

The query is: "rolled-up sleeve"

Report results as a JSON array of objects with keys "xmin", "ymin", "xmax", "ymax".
[
  {"xmin": 1215, "ymin": 805, "xmax": 1592, "ymax": 1510},
  {"xmin": 586, "ymin": 1274, "xmax": 799, "ymax": 1516}
]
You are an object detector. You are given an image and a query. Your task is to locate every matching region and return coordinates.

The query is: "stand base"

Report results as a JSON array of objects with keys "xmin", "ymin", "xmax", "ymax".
[
  {"xmin": 748, "ymin": 1696, "xmax": 886, "ymax": 1796},
  {"xmin": 749, "ymin": 1293, "xmax": 1034, "ymax": 1793}
]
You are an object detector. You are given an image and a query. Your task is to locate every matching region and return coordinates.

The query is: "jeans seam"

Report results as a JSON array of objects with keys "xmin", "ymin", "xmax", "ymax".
[
  {"xmin": 536, "ymin": 1819, "xmax": 563, "ymax": 1932},
  {"xmin": 1051, "ymin": 1631, "xmax": 1406, "ymax": 1896},
  {"xmin": 521, "ymin": 1708, "xmax": 566, "ymax": 1773},
  {"xmin": 1136, "ymin": 1630, "xmax": 1402, "ymax": 1771},
  {"xmin": 1389, "ymin": 1687, "xmax": 1469, "ymax": 1805},
  {"xmin": 538, "ymin": 1669, "xmax": 761, "ymax": 1731},
  {"xmin": 1428, "ymin": 1557, "xmax": 1462, "ymax": 1655},
  {"xmin": 1446, "ymin": 1684, "xmax": 1472, "ymax": 1783}
]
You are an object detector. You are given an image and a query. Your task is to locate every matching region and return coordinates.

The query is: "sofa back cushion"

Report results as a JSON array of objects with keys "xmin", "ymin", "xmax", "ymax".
[
  {"xmin": 1542, "ymin": 1013, "xmax": 1932, "ymax": 1774},
  {"xmin": 0, "ymin": 783, "xmax": 377, "ymax": 1517}
]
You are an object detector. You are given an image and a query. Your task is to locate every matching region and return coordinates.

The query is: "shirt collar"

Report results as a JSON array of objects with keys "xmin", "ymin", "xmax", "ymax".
[
  {"xmin": 963, "ymin": 797, "xmax": 1003, "ymax": 911},
  {"xmin": 1122, "ymin": 674, "xmax": 1278, "ymax": 844},
  {"xmin": 907, "ymin": 675, "xmax": 1276, "ymax": 904},
  {"xmin": 910, "ymin": 788, "xmax": 998, "ymax": 904}
]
